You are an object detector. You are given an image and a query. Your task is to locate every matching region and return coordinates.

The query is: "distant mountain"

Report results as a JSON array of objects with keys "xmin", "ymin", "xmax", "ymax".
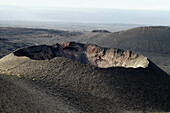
[{"xmin": 0, "ymin": 42, "xmax": 170, "ymax": 112}]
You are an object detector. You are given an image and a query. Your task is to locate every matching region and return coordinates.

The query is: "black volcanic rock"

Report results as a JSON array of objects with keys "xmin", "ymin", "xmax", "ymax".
[
  {"xmin": 92, "ymin": 30, "xmax": 111, "ymax": 33},
  {"xmin": 0, "ymin": 42, "xmax": 170, "ymax": 113}
]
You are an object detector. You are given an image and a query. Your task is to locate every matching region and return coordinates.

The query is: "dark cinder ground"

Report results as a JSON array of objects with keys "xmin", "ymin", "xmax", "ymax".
[
  {"xmin": 0, "ymin": 74, "xmax": 83, "ymax": 113},
  {"xmin": 0, "ymin": 53, "xmax": 170, "ymax": 112}
]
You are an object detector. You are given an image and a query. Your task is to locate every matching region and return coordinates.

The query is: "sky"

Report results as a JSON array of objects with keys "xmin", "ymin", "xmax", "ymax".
[
  {"xmin": 1, "ymin": 0, "xmax": 170, "ymax": 10},
  {"xmin": 0, "ymin": 0, "xmax": 170, "ymax": 25}
]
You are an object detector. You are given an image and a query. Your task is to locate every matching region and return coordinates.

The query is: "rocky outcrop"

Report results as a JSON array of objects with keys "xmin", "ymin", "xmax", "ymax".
[{"xmin": 13, "ymin": 42, "xmax": 149, "ymax": 68}]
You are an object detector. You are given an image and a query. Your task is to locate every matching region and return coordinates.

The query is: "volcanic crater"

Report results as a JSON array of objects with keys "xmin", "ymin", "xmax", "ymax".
[
  {"xmin": 13, "ymin": 42, "xmax": 149, "ymax": 68},
  {"xmin": 1, "ymin": 42, "xmax": 170, "ymax": 112}
]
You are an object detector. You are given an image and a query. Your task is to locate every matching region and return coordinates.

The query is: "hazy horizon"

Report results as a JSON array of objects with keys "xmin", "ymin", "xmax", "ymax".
[
  {"xmin": 1, "ymin": 0, "xmax": 170, "ymax": 25},
  {"xmin": 1, "ymin": 7, "xmax": 170, "ymax": 25}
]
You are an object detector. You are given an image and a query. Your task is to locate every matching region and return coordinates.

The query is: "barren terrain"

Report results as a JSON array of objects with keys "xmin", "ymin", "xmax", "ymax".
[
  {"xmin": 0, "ymin": 26, "xmax": 169, "ymax": 74},
  {"xmin": 0, "ymin": 42, "xmax": 170, "ymax": 112},
  {"xmin": 0, "ymin": 26, "xmax": 170, "ymax": 113}
]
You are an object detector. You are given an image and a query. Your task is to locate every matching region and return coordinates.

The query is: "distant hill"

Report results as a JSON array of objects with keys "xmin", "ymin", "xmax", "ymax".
[
  {"xmin": 76, "ymin": 26, "xmax": 170, "ymax": 54},
  {"xmin": 1, "ymin": 26, "xmax": 169, "ymax": 55},
  {"xmin": 73, "ymin": 26, "xmax": 170, "ymax": 74},
  {"xmin": 0, "ymin": 42, "xmax": 170, "ymax": 112}
]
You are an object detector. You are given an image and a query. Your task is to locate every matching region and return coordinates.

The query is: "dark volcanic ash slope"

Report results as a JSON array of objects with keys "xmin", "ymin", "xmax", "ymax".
[
  {"xmin": 0, "ymin": 74, "xmax": 83, "ymax": 113},
  {"xmin": 0, "ymin": 42, "xmax": 170, "ymax": 113}
]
